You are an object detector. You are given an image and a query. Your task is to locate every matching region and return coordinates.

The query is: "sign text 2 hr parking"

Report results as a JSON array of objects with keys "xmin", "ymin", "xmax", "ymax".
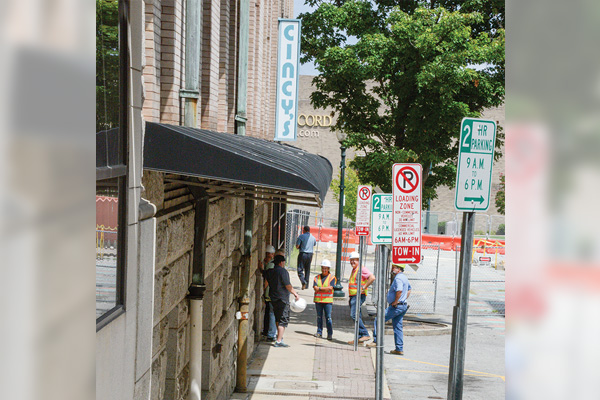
[{"xmin": 454, "ymin": 118, "xmax": 497, "ymax": 211}]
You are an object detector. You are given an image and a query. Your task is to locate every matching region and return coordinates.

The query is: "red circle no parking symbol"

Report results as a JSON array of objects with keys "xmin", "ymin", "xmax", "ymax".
[
  {"xmin": 359, "ymin": 186, "xmax": 371, "ymax": 200},
  {"xmin": 395, "ymin": 166, "xmax": 419, "ymax": 194}
]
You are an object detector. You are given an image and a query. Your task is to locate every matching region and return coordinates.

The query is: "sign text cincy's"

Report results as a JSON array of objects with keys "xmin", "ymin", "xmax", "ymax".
[{"xmin": 275, "ymin": 20, "xmax": 301, "ymax": 141}]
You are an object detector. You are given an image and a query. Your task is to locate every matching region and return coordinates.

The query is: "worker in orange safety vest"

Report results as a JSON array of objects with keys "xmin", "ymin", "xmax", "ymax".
[
  {"xmin": 347, "ymin": 251, "xmax": 376, "ymax": 345},
  {"xmin": 312, "ymin": 259, "xmax": 337, "ymax": 340}
]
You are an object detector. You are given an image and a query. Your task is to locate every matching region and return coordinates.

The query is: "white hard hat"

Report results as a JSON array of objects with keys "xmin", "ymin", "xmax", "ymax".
[
  {"xmin": 349, "ymin": 251, "xmax": 360, "ymax": 260},
  {"xmin": 266, "ymin": 245, "xmax": 275, "ymax": 254},
  {"xmin": 290, "ymin": 296, "xmax": 307, "ymax": 313},
  {"xmin": 321, "ymin": 259, "xmax": 332, "ymax": 268}
]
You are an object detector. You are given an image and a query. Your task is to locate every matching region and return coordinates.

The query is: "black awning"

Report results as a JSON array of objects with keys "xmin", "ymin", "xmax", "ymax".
[{"xmin": 142, "ymin": 122, "xmax": 333, "ymax": 207}]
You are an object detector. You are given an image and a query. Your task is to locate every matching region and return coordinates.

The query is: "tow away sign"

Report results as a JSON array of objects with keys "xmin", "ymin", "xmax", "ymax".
[
  {"xmin": 355, "ymin": 185, "xmax": 372, "ymax": 236},
  {"xmin": 455, "ymin": 118, "xmax": 497, "ymax": 211},
  {"xmin": 392, "ymin": 164, "xmax": 422, "ymax": 263}
]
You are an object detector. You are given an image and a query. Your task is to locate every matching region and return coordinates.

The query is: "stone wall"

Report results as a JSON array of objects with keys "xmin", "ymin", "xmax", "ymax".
[
  {"xmin": 200, "ymin": 197, "xmax": 270, "ymax": 400},
  {"xmin": 150, "ymin": 190, "xmax": 195, "ymax": 400},
  {"xmin": 142, "ymin": 170, "xmax": 272, "ymax": 400}
]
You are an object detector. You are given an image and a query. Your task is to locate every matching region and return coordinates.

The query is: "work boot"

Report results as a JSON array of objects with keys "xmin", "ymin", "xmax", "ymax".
[{"xmin": 390, "ymin": 350, "xmax": 404, "ymax": 356}]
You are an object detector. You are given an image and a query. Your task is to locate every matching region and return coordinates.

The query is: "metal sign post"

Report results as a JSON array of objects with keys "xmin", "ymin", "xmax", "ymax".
[
  {"xmin": 375, "ymin": 244, "xmax": 388, "ymax": 400},
  {"xmin": 447, "ymin": 211, "xmax": 475, "ymax": 399},
  {"xmin": 448, "ymin": 118, "xmax": 497, "ymax": 399},
  {"xmin": 353, "ymin": 236, "xmax": 365, "ymax": 351}
]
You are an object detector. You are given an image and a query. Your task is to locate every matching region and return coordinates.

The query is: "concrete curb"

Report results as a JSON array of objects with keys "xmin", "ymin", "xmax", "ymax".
[
  {"xmin": 399, "ymin": 318, "xmax": 451, "ymax": 336},
  {"xmin": 368, "ymin": 347, "xmax": 392, "ymax": 400},
  {"xmin": 366, "ymin": 304, "xmax": 452, "ymax": 336}
]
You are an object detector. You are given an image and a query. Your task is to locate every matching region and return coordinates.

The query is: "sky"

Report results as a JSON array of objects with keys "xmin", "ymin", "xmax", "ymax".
[{"xmin": 294, "ymin": 0, "xmax": 319, "ymax": 75}]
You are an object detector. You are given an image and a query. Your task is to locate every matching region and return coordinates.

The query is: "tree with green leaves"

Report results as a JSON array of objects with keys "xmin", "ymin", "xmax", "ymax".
[
  {"xmin": 330, "ymin": 166, "xmax": 359, "ymax": 221},
  {"xmin": 300, "ymin": 0, "xmax": 504, "ymax": 206},
  {"xmin": 495, "ymin": 173, "xmax": 505, "ymax": 215},
  {"xmin": 97, "ymin": 0, "xmax": 120, "ymax": 132}
]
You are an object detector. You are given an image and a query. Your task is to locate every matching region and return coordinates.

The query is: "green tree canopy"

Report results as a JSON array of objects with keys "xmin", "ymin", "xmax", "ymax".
[
  {"xmin": 330, "ymin": 166, "xmax": 359, "ymax": 221},
  {"xmin": 495, "ymin": 173, "xmax": 505, "ymax": 215},
  {"xmin": 300, "ymin": 1, "xmax": 504, "ymax": 206},
  {"xmin": 97, "ymin": 0, "xmax": 120, "ymax": 132}
]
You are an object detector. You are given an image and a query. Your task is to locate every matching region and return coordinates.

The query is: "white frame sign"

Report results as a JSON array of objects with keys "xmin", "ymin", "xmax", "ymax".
[
  {"xmin": 392, "ymin": 163, "xmax": 422, "ymax": 263},
  {"xmin": 355, "ymin": 185, "xmax": 372, "ymax": 236},
  {"xmin": 274, "ymin": 19, "xmax": 301, "ymax": 141}
]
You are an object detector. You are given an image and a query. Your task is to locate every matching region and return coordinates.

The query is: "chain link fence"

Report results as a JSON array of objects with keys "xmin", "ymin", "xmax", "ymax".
[{"xmin": 284, "ymin": 208, "xmax": 505, "ymax": 316}]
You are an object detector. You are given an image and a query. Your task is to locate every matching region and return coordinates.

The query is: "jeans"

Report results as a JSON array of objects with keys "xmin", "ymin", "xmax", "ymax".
[
  {"xmin": 315, "ymin": 302, "xmax": 333, "ymax": 337},
  {"xmin": 297, "ymin": 252, "xmax": 313, "ymax": 286},
  {"xmin": 373, "ymin": 304, "xmax": 408, "ymax": 352},
  {"xmin": 262, "ymin": 301, "xmax": 276, "ymax": 338},
  {"xmin": 349, "ymin": 294, "xmax": 370, "ymax": 338}
]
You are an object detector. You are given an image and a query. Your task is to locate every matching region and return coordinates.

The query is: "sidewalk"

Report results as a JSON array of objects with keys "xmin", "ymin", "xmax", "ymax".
[{"xmin": 231, "ymin": 269, "xmax": 391, "ymax": 400}]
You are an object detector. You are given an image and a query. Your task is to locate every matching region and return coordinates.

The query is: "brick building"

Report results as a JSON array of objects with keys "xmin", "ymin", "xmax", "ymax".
[{"xmin": 96, "ymin": 1, "xmax": 331, "ymax": 400}]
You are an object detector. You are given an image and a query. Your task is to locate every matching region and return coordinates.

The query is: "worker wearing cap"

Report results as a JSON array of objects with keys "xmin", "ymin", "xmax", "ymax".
[
  {"xmin": 258, "ymin": 245, "xmax": 277, "ymax": 341},
  {"xmin": 367, "ymin": 263, "xmax": 411, "ymax": 355},
  {"xmin": 347, "ymin": 251, "xmax": 376, "ymax": 344},
  {"xmin": 312, "ymin": 259, "xmax": 337, "ymax": 340},
  {"xmin": 263, "ymin": 254, "xmax": 300, "ymax": 347}
]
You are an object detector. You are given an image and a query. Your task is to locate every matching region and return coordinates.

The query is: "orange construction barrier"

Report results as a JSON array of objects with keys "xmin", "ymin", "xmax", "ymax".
[{"xmin": 307, "ymin": 229, "xmax": 504, "ymax": 253}]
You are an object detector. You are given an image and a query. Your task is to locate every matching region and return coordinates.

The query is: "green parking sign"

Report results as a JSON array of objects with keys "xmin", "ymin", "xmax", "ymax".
[
  {"xmin": 454, "ymin": 118, "xmax": 497, "ymax": 211},
  {"xmin": 371, "ymin": 194, "xmax": 392, "ymax": 244}
]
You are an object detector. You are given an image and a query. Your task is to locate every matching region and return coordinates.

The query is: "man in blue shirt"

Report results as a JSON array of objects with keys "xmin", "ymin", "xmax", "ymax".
[
  {"xmin": 295, "ymin": 225, "xmax": 316, "ymax": 290},
  {"xmin": 367, "ymin": 263, "xmax": 411, "ymax": 355}
]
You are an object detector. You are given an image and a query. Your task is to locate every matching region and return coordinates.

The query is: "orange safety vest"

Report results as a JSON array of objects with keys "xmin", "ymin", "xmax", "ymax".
[
  {"xmin": 348, "ymin": 267, "xmax": 368, "ymax": 296},
  {"xmin": 313, "ymin": 274, "xmax": 335, "ymax": 303}
]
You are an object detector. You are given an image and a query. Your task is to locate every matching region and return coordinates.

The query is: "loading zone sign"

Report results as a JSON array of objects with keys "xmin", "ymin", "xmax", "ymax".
[
  {"xmin": 455, "ymin": 118, "xmax": 497, "ymax": 211},
  {"xmin": 355, "ymin": 185, "xmax": 372, "ymax": 236},
  {"xmin": 392, "ymin": 164, "xmax": 422, "ymax": 263},
  {"xmin": 371, "ymin": 194, "xmax": 392, "ymax": 244}
]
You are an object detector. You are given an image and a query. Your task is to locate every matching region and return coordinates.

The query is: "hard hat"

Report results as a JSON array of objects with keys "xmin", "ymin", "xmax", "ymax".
[
  {"xmin": 349, "ymin": 251, "xmax": 360, "ymax": 260},
  {"xmin": 392, "ymin": 263, "xmax": 406, "ymax": 270},
  {"xmin": 290, "ymin": 296, "xmax": 307, "ymax": 313},
  {"xmin": 266, "ymin": 245, "xmax": 275, "ymax": 254},
  {"xmin": 321, "ymin": 259, "xmax": 332, "ymax": 268}
]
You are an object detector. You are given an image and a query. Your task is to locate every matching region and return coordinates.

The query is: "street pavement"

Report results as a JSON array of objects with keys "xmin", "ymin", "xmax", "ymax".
[
  {"xmin": 383, "ymin": 314, "xmax": 505, "ymax": 400},
  {"xmin": 231, "ymin": 270, "xmax": 392, "ymax": 400},
  {"xmin": 232, "ymin": 258, "xmax": 505, "ymax": 399}
]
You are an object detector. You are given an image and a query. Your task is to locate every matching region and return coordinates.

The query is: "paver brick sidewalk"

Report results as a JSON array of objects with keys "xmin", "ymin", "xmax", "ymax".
[{"xmin": 232, "ymin": 270, "xmax": 390, "ymax": 400}]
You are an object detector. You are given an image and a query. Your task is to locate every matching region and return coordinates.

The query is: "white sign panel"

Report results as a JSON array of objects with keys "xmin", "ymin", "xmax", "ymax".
[
  {"xmin": 355, "ymin": 185, "xmax": 372, "ymax": 236},
  {"xmin": 371, "ymin": 194, "xmax": 392, "ymax": 244},
  {"xmin": 274, "ymin": 19, "xmax": 301, "ymax": 141},
  {"xmin": 454, "ymin": 118, "xmax": 497, "ymax": 211},
  {"xmin": 392, "ymin": 163, "xmax": 422, "ymax": 263}
]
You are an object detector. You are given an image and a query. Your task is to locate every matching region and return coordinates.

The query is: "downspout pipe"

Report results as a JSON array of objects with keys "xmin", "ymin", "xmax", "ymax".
[
  {"xmin": 235, "ymin": 0, "xmax": 250, "ymax": 136},
  {"xmin": 236, "ymin": 199, "xmax": 254, "ymax": 392},
  {"xmin": 180, "ymin": 0, "xmax": 202, "ymax": 127},
  {"xmin": 187, "ymin": 187, "xmax": 208, "ymax": 400},
  {"xmin": 182, "ymin": 0, "xmax": 203, "ymax": 394},
  {"xmin": 235, "ymin": 0, "xmax": 251, "ymax": 392}
]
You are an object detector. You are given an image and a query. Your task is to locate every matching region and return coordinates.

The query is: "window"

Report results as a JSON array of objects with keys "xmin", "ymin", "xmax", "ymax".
[
  {"xmin": 271, "ymin": 202, "xmax": 287, "ymax": 251},
  {"xmin": 96, "ymin": 0, "xmax": 128, "ymax": 326}
]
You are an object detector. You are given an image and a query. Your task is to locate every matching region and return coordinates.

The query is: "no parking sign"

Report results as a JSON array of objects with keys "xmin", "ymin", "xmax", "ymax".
[
  {"xmin": 355, "ymin": 185, "xmax": 372, "ymax": 236},
  {"xmin": 392, "ymin": 164, "xmax": 422, "ymax": 263}
]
